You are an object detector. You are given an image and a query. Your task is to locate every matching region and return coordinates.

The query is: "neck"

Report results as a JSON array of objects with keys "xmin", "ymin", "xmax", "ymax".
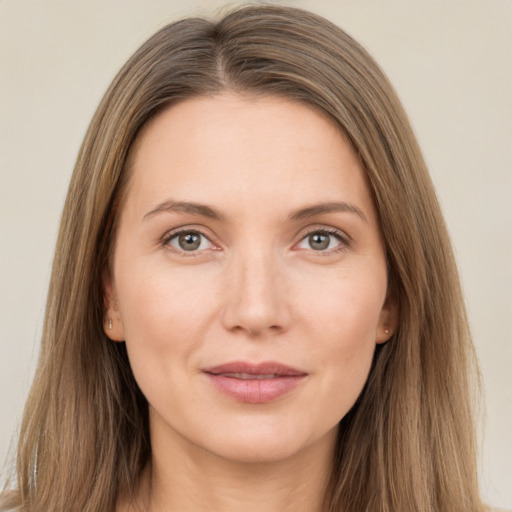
[{"xmin": 126, "ymin": 423, "xmax": 336, "ymax": 512}]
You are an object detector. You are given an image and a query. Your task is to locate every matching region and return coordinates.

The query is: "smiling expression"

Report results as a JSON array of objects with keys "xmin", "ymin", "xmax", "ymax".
[{"xmin": 104, "ymin": 93, "xmax": 396, "ymax": 464}]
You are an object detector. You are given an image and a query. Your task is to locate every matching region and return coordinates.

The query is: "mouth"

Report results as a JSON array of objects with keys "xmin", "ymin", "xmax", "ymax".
[
  {"xmin": 214, "ymin": 372, "xmax": 287, "ymax": 380},
  {"xmin": 202, "ymin": 361, "xmax": 307, "ymax": 404}
]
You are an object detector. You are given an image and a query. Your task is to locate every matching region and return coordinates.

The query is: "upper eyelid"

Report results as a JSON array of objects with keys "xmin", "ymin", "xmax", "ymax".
[
  {"xmin": 162, "ymin": 226, "xmax": 214, "ymax": 243},
  {"xmin": 295, "ymin": 224, "xmax": 352, "ymax": 243}
]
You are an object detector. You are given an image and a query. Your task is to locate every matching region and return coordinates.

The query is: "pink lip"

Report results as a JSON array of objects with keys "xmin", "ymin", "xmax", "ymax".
[{"xmin": 202, "ymin": 361, "xmax": 307, "ymax": 404}]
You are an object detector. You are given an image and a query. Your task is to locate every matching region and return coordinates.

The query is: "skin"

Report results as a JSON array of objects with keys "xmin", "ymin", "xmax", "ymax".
[{"xmin": 104, "ymin": 93, "xmax": 397, "ymax": 512}]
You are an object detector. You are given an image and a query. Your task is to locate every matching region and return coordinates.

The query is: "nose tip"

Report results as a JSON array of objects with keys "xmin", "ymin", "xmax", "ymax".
[{"xmin": 221, "ymin": 254, "xmax": 290, "ymax": 337}]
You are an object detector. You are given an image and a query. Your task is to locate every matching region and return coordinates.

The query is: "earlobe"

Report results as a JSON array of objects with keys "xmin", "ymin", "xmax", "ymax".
[
  {"xmin": 102, "ymin": 268, "xmax": 125, "ymax": 342},
  {"xmin": 376, "ymin": 293, "xmax": 399, "ymax": 344}
]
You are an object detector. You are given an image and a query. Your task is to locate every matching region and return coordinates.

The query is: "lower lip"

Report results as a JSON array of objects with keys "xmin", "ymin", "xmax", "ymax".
[{"xmin": 205, "ymin": 374, "xmax": 306, "ymax": 404}]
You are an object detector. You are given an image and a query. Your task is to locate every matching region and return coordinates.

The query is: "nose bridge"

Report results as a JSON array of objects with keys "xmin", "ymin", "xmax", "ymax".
[{"xmin": 223, "ymin": 243, "xmax": 289, "ymax": 336}]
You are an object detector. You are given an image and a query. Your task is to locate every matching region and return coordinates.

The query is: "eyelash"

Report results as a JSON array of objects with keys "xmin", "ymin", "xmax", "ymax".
[
  {"xmin": 296, "ymin": 227, "xmax": 350, "ymax": 255},
  {"xmin": 161, "ymin": 226, "xmax": 351, "ymax": 256},
  {"xmin": 162, "ymin": 228, "xmax": 217, "ymax": 257}
]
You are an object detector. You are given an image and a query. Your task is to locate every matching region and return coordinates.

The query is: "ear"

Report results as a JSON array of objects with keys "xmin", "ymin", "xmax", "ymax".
[
  {"xmin": 102, "ymin": 267, "xmax": 125, "ymax": 342},
  {"xmin": 376, "ymin": 292, "xmax": 399, "ymax": 344}
]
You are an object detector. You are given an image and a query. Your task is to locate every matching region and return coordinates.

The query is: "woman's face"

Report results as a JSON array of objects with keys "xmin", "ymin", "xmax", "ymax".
[{"xmin": 105, "ymin": 94, "xmax": 396, "ymax": 464}]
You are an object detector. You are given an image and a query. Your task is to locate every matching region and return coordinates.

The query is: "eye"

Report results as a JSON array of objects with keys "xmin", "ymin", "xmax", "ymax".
[
  {"xmin": 296, "ymin": 229, "xmax": 346, "ymax": 252},
  {"xmin": 166, "ymin": 230, "xmax": 213, "ymax": 252}
]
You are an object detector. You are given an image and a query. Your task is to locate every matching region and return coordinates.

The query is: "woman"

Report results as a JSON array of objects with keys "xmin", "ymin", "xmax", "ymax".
[{"xmin": 0, "ymin": 4, "xmax": 491, "ymax": 511}]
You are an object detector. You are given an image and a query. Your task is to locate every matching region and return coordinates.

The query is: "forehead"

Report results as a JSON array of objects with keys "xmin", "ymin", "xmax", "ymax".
[{"xmin": 123, "ymin": 93, "xmax": 377, "ymax": 224}]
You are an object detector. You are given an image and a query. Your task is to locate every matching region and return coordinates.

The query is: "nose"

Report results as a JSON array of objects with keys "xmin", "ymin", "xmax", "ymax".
[{"xmin": 221, "ymin": 248, "xmax": 291, "ymax": 337}]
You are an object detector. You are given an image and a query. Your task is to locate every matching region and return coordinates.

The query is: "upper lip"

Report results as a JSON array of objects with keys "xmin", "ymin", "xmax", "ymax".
[{"xmin": 203, "ymin": 361, "xmax": 307, "ymax": 377}]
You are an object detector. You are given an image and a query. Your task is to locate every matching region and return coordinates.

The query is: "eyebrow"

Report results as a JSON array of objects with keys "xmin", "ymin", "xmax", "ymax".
[
  {"xmin": 288, "ymin": 202, "xmax": 368, "ymax": 223},
  {"xmin": 143, "ymin": 200, "xmax": 225, "ymax": 221},
  {"xmin": 143, "ymin": 200, "xmax": 367, "ymax": 224}
]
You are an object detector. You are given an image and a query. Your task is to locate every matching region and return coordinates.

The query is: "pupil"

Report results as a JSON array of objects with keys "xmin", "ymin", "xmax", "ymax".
[
  {"xmin": 179, "ymin": 233, "xmax": 201, "ymax": 251},
  {"xmin": 309, "ymin": 233, "xmax": 329, "ymax": 250}
]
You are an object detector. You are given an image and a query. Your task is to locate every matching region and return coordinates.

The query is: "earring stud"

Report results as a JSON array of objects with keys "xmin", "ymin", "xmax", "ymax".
[
  {"xmin": 108, "ymin": 318, "xmax": 113, "ymax": 330},
  {"xmin": 384, "ymin": 329, "xmax": 389, "ymax": 334}
]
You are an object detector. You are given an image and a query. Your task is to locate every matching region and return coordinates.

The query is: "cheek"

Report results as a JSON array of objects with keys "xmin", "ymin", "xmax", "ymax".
[
  {"xmin": 114, "ymin": 264, "xmax": 225, "ymax": 421},
  {"xmin": 118, "ymin": 257, "xmax": 215, "ymax": 327},
  {"xmin": 315, "ymin": 312, "xmax": 377, "ymax": 426},
  {"xmin": 295, "ymin": 270, "xmax": 385, "ymax": 408},
  {"xmin": 297, "ymin": 267, "xmax": 386, "ymax": 346},
  {"xmin": 114, "ymin": 261, "xmax": 221, "ymax": 371}
]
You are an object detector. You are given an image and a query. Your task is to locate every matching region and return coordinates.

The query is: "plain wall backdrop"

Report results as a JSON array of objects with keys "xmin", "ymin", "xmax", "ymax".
[{"xmin": 1, "ymin": 0, "xmax": 511, "ymax": 508}]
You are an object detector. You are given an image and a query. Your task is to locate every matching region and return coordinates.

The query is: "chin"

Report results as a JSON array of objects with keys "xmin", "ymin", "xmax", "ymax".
[{"xmin": 197, "ymin": 421, "xmax": 339, "ymax": 465}]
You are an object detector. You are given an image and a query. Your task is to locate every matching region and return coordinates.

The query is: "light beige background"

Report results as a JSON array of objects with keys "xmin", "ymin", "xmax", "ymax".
[{"xmin": 1, "ymin": 0, "xmax": 511, "ymax": 507}]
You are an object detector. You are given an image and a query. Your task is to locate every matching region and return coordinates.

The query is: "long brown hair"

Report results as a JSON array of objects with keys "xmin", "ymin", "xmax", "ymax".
[{"xmin": 2, "ymin": 5, "xmax": 485, "ymax": 511}]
